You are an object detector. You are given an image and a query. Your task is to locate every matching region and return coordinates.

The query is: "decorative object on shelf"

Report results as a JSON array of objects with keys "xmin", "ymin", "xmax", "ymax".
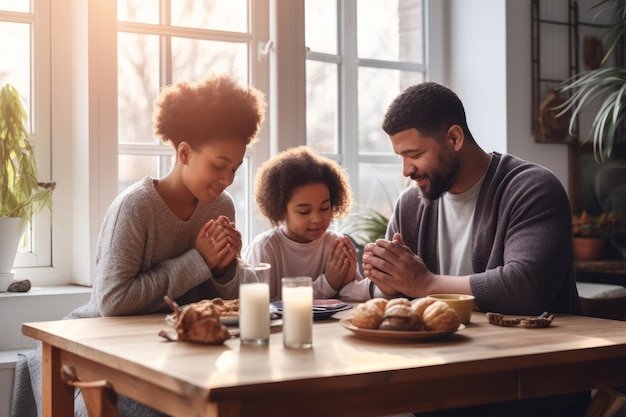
[
  {"xmin": 556, "ymin": 0, "xmax": 626, "ymax": 163},
  {"xmin": 0, "ymin": 83, "xmax": 54, "ymax": 278},
  {"xmin": 538, "ymin": 90, "xmax": 571, "ymax": 141},
  {"xmin": 572, "ymin": 211, "xmax": 616, "ymax": 260},
  {"xmin": 583, "ymin": 36, "xmax": 603, "ymax": 70}
]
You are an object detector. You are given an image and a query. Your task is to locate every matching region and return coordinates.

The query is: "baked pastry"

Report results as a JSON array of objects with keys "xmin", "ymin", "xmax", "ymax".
[
  {"xmin": 422, "ymin": 301, "xmax": 461, "ymax": 332},
  {"xmin": 379, "ymin": 304, "xmax": 422, "ymax": 331},
  {"xmin": 352, "ymin": 302, "xmax": 385, "ymax": 329},
  {"xmin": 163, "ymin": 296, "xmax": 231, "ymax": 345},
  {"xmin": 386, "ymin": 297, "xmax": 411, "ymax": 309},
  {"xmin": 411, "ymin": 297, "xmax": 438, "ymax": 319},
  {"xmin": 365, "ymin": 297, "xmax": 388, "ymax": 312},
  {"xmin": 210, "ymin": 298, "xmax": 239, "ymax": 317}
]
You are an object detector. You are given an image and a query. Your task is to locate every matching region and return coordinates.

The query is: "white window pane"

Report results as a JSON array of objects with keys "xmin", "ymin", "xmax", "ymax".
[
  {"xmin": 0, "ymin": 20, "xmax": 33, "ymax": 255},
  {"xmin": 117, "ymin": 0, "xmax": 159, "ymax": 24},
  {"xmin": 358, "ymin": 67, "xmax": 423, "ymax": 153},
  {"xmin": 305, "ymin": 0, "xmax": 337, "ymax": 54},
  {"xmin": 0, "ymin": 22, "xmax": 31, "ymax": 125},
  {"xmin": 306, "ymin": 60, "xmax": 338, "ymax": 153},
  {"xmin": 171, "ymin": 0, "xmax": 248, "ymax": 32},
  {"xmin": 171, "ymin": 38, "xmax": 248, "ymax": 83},
  {"xmin": 0, "ymin": 1, "xmax": 30, "ymax": 12},
  {"xmin": 118, "ymin": 154, "xmax": 174, "ymax": 194},
  {"xmin": 118, "ymin": 33, "xmax": 160, "ymax": 145},
  {"xmin": 228, "ymin": 159, "xmax": 250, "ymax": 245},
  {"xmin": 357, "ymin": 0, "xmax": 423, "ymax": 63},
  {"xmin": 357, "ymin": 161, "xmax": 408, "ymax": 219}
]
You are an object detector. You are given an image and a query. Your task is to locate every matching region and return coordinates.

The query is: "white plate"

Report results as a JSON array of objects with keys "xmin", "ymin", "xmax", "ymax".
[
  {"xmin": 339, "ymin": 318, "xmax": 464, "ymax": 341},
  {"xmin": 220, "ymin": 316, "xmax": 239, "ymax": 326}
]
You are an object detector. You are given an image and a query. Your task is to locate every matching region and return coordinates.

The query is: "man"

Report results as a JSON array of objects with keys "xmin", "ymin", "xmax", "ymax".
[{"xmin": 362, "ymin": 82, "xmax": 588, "ymax": 417}]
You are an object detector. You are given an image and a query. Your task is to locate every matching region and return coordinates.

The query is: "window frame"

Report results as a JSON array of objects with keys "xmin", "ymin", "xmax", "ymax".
[
  {"xmin": 2, "ymin": 2, "xmax": 54, "ymax": 279},
  {"xmin": 14, "ymin": 0, "xmax": 433, "ymax": 286},
  {"xmin": 304, "ymin": 0, "xmax": 427, "ymax": 215}
]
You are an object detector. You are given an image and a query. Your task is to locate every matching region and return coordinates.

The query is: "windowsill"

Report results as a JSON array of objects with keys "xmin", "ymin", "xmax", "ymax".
[
  {"xmin": 0, "ymin": 285, "xmax": 92, "ymax": 351},
  {"xmin": 0, "ymin": 284, "xmax": 91, "ymax": 299}
]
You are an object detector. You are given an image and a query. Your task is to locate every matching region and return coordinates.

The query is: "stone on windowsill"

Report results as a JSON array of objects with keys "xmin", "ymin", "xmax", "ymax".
[{"xmin": 8, "ymin": 279, "xmax": 31, "ymax": 292}]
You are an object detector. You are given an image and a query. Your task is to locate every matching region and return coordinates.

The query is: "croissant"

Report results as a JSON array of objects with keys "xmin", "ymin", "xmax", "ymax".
[{"xmin": 163, "ymin": 296, "xmax": 231, "ymax": 345}]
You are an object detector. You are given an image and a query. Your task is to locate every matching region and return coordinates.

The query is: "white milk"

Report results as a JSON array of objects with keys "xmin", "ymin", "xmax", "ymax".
[
  {"xmin": 239, "ymin": 282, "xmax": 270, "ymax": 344},
  {"xmin": 282, "ymin": 285, "xmax": 313, "ymax": 348}
]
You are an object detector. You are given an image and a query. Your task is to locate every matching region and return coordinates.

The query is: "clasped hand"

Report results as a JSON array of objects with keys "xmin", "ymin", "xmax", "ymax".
[
  {"xmin": 361, "ymin": 233, "xmax": 433, "ymax": 298},
  {"xmin": 325, "ymin": 236, "xmax": 359, "ymax": 291},
  {"xmin": 194, "ymin": 215, "xmax": 241, "ymax": 277}
]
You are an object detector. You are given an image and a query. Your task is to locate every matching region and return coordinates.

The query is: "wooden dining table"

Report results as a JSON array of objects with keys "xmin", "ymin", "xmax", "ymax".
[{"xmin": 22, "ymin": 310, "xmax": 626, "ymax": 417}]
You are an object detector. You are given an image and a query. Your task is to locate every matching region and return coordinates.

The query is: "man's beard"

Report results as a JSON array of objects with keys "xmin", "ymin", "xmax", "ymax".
[{"xmin": 412, "ymin": 152, "xmax": 460, "ymax": 204}]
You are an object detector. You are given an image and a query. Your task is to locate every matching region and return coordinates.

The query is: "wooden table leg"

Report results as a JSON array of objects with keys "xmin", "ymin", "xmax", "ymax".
[{"xmin": 41, "ymin": 342, "xmax": 74, "ymax": 417}]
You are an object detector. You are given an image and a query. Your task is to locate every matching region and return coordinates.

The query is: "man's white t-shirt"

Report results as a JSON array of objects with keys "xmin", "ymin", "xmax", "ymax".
[{"xmin": 437, "ymin": 175, "xmax": 485, "ymax": 276}]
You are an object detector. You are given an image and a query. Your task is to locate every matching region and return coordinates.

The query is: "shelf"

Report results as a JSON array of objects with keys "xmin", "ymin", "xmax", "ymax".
[{"xmin": 575, "ymin": 260, "xmax": 626, "ymax": 274}]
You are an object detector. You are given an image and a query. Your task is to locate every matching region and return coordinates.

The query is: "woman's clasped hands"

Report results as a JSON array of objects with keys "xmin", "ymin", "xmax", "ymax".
[{"xmin": 195, "ymin": 215, "xmax": 242, "ymax": 277}]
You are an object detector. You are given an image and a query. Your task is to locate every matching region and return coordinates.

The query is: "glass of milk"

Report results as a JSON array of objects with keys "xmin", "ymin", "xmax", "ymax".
[
  {"xmin": 239, "ymin": 263, "xmax": 271, "ymax": 345},
  {"xmin": 281, "ymin": 276, "xmax": 313, "ymax": 349}
]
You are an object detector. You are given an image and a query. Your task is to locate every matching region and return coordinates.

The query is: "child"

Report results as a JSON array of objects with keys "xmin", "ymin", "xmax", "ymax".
[
  {"xmin": 12, "ymin": 74, "xmax": 266, "ymax": 417},
  {"xmin": 243, "ymin": 146, "xmax": 372, "ymax": 302}
]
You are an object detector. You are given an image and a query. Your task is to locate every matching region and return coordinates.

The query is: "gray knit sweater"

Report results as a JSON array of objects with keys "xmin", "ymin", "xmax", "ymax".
[
  {"xmin": 69, "ymin": 175, "xmax": 239, "ymax": 319},
  {"xmin": 11, "ymin": 176, "xmax": 239, "ymax": 417},
  {"xmin": 388, "ymin": 152, "xmax": 582, "ymax": 316}
]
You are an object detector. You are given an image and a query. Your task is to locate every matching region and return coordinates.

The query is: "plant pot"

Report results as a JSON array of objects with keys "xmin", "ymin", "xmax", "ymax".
[
  {"xmin": 573, "ymin": 237, "xmax": 606, "ymax": 261},
  {"xmin": 0, "ymin": 217, "xmax": 24, "ymax": 273}
]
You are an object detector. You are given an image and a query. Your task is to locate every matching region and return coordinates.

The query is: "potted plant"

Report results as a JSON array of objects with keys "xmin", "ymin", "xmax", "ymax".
[
  {"xmin": 0, "ymin": 83, "xmax": 54, "ymax": 290},
  {"xmin": 556, "ymin": 0, "xmax": 626, "ymax": 163},
  {"xmin": 339, "ymin": 206, "xmax": 390, "ymax": 248},
  {"xmin": 572, "ymin": 211, "xmax": 616, "ymax": 260}
]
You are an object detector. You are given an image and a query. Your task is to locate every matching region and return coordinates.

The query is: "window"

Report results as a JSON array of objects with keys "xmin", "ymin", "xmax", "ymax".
[
  {"xmin": 117, "ymin": 0, "xmax": 269, "ymax": 245},
  {"xmin": 5, "ymin": 0, "xmax": 427, "ymax": 286},
  {"xmin": 0, "ymin": 1, "xmax": 52, "ymax": 270},
  {"xmin": 305, "ymin": 0, "xmax": 425, "ymax": 218}
]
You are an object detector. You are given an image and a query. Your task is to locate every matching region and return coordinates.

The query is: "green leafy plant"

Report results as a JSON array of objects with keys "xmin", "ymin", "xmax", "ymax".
[
  {"xmin": 556, "ymin": 0, "xmax": 626, "ymax": 163},
  {"xmin": 338, "ymin": 206, "xmax": 390, "ymax": 246},
  {"xmin": 572, "ymin": 211, "xmax": 616, "ymax": 238},
  {"xmin": 0, "ymin": 83, "xmax": 54, "ymax": 227}
]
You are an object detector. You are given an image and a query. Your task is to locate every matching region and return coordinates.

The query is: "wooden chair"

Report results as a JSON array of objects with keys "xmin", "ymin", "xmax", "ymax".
[
  {"xmin": 580, "ymin": 295, "xmax": 626, "ymax": 417},
  {"xmin": 60, "ymin": 364, "xmax": 121, "ymax": 417}
]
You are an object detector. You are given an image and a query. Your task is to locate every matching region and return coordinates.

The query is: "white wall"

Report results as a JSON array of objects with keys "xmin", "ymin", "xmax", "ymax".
[
  {"xmin": 447, "ymin": 0, "xmax": 508, "ymax": 156},
  {"xmin": 433, "ymin": 0, "xmax": 570, "ymax": 193}
]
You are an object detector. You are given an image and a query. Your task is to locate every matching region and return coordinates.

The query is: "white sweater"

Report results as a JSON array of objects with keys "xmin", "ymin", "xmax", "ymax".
[{"xmin": 242, "ymin": 227, "xmax": 371, "ymax": 302}]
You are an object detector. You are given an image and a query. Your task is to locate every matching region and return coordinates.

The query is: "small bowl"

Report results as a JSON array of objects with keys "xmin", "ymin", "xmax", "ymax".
[
  {"xmin": 427, "ymin": 294, "xmax": 475, "ymax": 324},
  {"xmin": 0, "ymin": 272, "xmax": 15, "ymax": 292}
]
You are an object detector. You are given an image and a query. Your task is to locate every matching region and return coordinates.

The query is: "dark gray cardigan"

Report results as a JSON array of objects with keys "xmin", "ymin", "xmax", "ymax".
[{"xmin": 388, "ymin": 152, "xmax": 582, "ymax": 316}]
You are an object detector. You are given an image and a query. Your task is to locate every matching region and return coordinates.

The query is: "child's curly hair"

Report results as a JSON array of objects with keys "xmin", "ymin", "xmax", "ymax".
[
  {"xmin": 152, "ymin": 73, "xmax": 266, "ymax": 150},
  {"xmin": 255, "ymin": 146, "xmax": 352, "ymax": 227}
]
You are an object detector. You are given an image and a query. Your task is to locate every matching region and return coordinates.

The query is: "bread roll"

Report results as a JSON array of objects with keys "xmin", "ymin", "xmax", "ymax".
[
  {"xmin": 411, "ymin": 297, "xmax": 438, "ymax": 318},
  {"xmin": 352, "ymin": 302, "xmax": 385, "ymax": 329},
  {"xmin": 379, "ymin": 304, "xmax": 422, "ymax": 331},
  {"xmin": 422, "ymin": 301, "xmax": 461, "ymax": 331},
  {"xmin": 365, "ymin": 297, "xmax": 388, "ymax": 312}
]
